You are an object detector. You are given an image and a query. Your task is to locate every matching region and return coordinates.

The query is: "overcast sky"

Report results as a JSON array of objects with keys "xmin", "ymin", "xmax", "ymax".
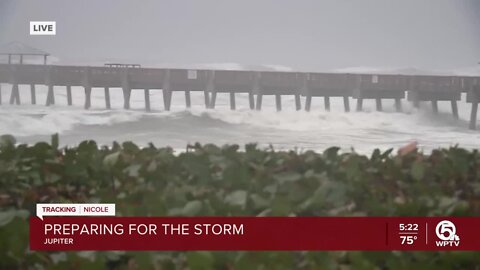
[{"xmin": 0, "ymin": 0, "xmax": 479, "ymax": 71}]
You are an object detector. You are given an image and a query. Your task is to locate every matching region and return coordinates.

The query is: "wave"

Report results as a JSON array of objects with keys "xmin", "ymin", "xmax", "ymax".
[
  {"xmin": 0, "ymin": 83, "xmax": 476, "ymax": 136},
  {"xmin": 0, "ymin": 108, "xmax": 145, "ymax": 136}
]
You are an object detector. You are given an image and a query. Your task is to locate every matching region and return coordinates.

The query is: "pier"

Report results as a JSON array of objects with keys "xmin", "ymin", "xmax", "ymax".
[{"xmin": 0, "ymin": 63, "xmax": 479, "ymax": 129}]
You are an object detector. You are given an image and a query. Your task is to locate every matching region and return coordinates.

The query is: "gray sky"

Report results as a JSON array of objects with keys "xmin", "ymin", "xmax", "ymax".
[{"xmin": 1, "ymin": 0, "xmax": 479, "ymax": 71}]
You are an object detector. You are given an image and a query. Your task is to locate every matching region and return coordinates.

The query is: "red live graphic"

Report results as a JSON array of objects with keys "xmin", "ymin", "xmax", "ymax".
[{"xmin": 29, "ymin": 217, "xmax": 480, "ymax": 251}]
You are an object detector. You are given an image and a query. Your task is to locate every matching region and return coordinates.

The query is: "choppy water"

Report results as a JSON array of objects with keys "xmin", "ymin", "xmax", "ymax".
[{"xmin": 0, "ymin": 80, "xmax": 479, "ymax": 154}]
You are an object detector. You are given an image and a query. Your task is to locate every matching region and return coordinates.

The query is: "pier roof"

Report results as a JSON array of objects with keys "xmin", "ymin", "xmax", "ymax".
[
  {"xmin": 0, "ymin": 41, "xmax": 50, "ymax": 64},
  {"xmin": 0, "ymin": 41, "xmax": 49, "ymax": 56}
]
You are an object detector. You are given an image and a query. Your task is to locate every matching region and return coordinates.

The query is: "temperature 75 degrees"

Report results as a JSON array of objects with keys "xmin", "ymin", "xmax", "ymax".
[{"xmin": 400, "ymin": 235, "xmax": 418, "ymax": 245}]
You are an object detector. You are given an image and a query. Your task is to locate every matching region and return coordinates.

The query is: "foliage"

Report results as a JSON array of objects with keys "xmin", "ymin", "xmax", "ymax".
[{"xmin": 0, "ymin": 134, "xmax": 479, "ymax": 269}]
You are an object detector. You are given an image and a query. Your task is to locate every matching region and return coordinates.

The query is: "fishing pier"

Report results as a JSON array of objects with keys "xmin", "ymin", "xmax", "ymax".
[{"xmin": 0, "ymin": 63, "xmax": 479, "ymax": 129}]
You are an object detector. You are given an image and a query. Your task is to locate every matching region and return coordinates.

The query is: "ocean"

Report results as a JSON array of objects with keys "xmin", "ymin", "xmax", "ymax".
[{"xmin": 0, "ymin": 65, "xmax": 479, "ymax": 154}]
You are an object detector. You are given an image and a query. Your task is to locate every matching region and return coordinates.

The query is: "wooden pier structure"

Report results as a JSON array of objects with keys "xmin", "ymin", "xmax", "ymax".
[{"xmin": 0, "ymin": 63, "xmax": 479, "ymax": 129}]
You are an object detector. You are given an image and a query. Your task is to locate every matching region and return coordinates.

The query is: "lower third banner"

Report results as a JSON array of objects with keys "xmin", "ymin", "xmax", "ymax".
[{"xmin": 30, "ymin": 217, "xmax": 480, "ymax": 251}]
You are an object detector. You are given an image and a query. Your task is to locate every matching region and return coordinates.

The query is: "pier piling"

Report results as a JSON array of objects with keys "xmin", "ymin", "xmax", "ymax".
[
  {"xmin": 275, "ymin": 94, "xmax": 282, "ymax": 111},
  {"xmin": 46, "ymin": 84, "xmax": 55, "ymax": 106},
  {"xmin": 9, "ymin": 84, "xmax": 20, "ymax": 105},
  {"xmin": 122, "ymin": 88, "xmax": 131, "ymax": 109},
  {"xmin": 162, "ymin": 90, "xmax": 172, "ymax": 110},
  {"xmin": 209, "ymin": 91, "xmax": 216, "ymax": 109},
  {"xmin": 230, "ymin": 92, "xmax": 236, "ymax": 110},
  {"xmin": 104, "ymin": 87, "xmax": 111, "ymax": 109},
  {"xmin": 30, "ymin": 84, "xmax": 36, "ymax": 105},
  {"xmin": 162, "ymin": 70, "xmax": 171, "ymax": 110},
  {"xmin": 84, "ymin": 86, "xmax": 91, "ymax": 109},
  {"xmin": 305, "ymin": 95, "xmax": 312, "ymax": 112},
  {"xmin": 121, "ymin": 69, "xmax": 131, "ymax": 109},
  {"xmin": 451, "ymin": 100, "xmax": 459, "ymax": 119},
  {"xmin": 356, "ymin": 98, "xmax": 363, "ymax": 111},
  {"xmin": 295, "ymin": 94, "xmax": 301, "ymax": 111},
  {"xmin": 8, "ymin": 86, "xmax": 13, "ymax": 105},
  {"xmin": 185, "ymin": 90, "xmax": 192, "ymax": 108},
  {"xmin": 395, "ymin": 98, "xmax": 402, "ymax": 112},
  {"xmin": 324, "ymin": 96, "xmax": 330, "ymax": 111},
  {"xmin": 470, "ymin": 102, "xmax": 478, "ymax": 130},
  {"xmin": 9, "ymin": 66, "xmax": 20, "ymax": 105},
  {"xmin": 203, "ymin": 90, "xmax": 210, "ymax": 109},
  {"xmin": 83, "ymin": 67, "xmax": 92, "ymax": 109},
  {"xmin": 413, "ymin": 97, "xmax": 420, "ymax": 108},
  {"xmin": 144, "ymin": 88, "xmax": 150, "ymax": 112},
  {"xmin": 343, "ymin": 96, "xmax": 350, "ymax": 112},
  {"xmin": 375, "ymin": 98, "xmax": 382, "ymax": 111},
  {"xmin": 248, "ymin": 92, "xmax": 255, "ymax": 110},
  {"xmin": 67, "ymin": 86, "xmax": 72, "ymax": 106},
  {"xmin": 469, "ymin": 89, "xmax": 479, "ymax": 130},
  {"xmin": 431, "ymin": 99, "xmax": 438, "ymax": 114},
  {"xmin": 256, "ymin": 94, "xmax": 263, "ymax": 110}
]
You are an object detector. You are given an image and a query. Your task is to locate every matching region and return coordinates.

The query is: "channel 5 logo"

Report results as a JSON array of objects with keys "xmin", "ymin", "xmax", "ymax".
[{"xmin": 435, "ymin": 220, "xmax": 460, "ymax": 247}]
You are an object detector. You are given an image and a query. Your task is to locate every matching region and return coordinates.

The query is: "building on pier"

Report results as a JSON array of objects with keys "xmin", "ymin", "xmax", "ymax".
[{"xmin": 0, "ymin": 41, "xmax": 50, "ymax": 65}]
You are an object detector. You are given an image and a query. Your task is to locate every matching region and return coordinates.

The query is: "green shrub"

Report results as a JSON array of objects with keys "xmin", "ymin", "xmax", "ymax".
[{"xmin": 0, "ymin": 135, "xmax": 479, "ymax": 269}]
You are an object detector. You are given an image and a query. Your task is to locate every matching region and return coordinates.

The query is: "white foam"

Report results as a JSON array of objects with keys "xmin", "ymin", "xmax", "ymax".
[
  {"xmin": 195, "ymin": 63, "xmax": 246, "ymax": 70},
  {"xmin": 261, "ymin": 64, "xmax": 294, "ymax": 71},
  {"xmin": 0, "ymin": 109, "xmax": 143, "ymax": 136},
  {"xmin": 333, "ymin": 65, "xmax": 480, "ymax": 76}
]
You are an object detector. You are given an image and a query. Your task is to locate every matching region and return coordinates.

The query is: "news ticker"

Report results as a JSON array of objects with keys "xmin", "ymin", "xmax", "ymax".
[{"xmin": 31, "ymin": 203, "xmax": 479, "ymax": 251}]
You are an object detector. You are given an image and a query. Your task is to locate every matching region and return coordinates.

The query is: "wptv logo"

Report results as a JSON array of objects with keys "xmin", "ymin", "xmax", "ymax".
[{"xmin": 435, "ymin": 220, "xmax": 460, "ymax": 247}]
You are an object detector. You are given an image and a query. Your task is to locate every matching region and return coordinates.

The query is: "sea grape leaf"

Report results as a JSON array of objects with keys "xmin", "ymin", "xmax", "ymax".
[
  {"xmin": 411, "ymin": 161, "xmax": 425, "ymax": 181},
  {"xmin": 103, "ymin": 152, "xmax": 121, "ymax": 167},
  {"xmin": 51, "ymin": 133, "xmax": 59, "ymax": 149},
  {"xmin": 0, "ymin": 210, "xmax": 15, "ymax": 227},
  {"xmin": 0, "ymin": 134, "xmax": 16, "ymax": 147},
  {"xmin": 275, "ymin": 172, "xmax": 302, "ymax": 184},
  {"xmin": 225, "ymin": 190, "xmax": 247, "ymax": 207},
  {"xmin": 186, "ymin": 251, "xmax": 214, "ymax": 270},
  {"xmin": 124, "ymin": 164, "xmax": 141, "ymax": 177},
  {"xmin": 182, "ymin": 200, "xmax": 203, "ymax": 216}
]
